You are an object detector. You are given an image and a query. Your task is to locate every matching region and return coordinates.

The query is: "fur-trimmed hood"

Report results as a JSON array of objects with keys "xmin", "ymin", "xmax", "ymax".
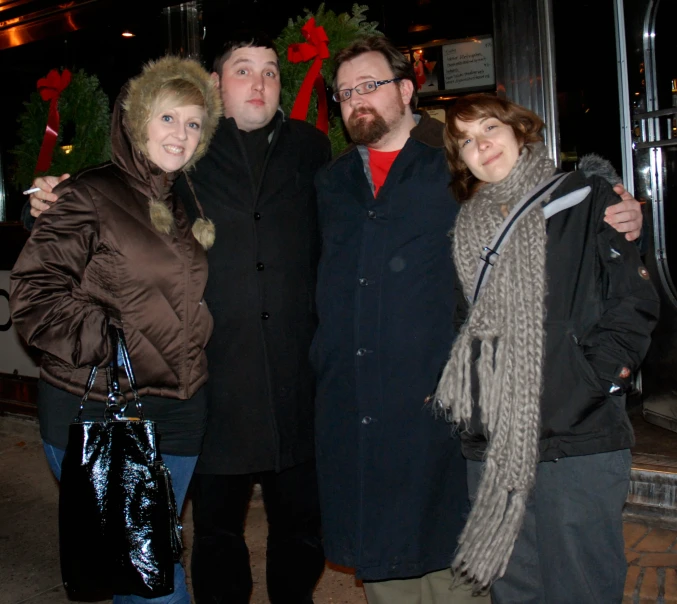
[
  {"xmin": 110, "ymin": 57, "xmax": 221, "ymax": 249},
  {"xmin": 122, "ymin": 55, "xmax": 222, "ymax": 170},
  {"xmin": 578, "ymin": 153, "xmax": 622, "ymax": 187}
]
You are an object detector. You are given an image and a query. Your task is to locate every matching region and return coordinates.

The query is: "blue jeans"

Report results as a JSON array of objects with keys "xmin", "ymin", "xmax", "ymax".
[{"xmin": 44, "ymin": 442, "xmax": 197, "ymax": 604}]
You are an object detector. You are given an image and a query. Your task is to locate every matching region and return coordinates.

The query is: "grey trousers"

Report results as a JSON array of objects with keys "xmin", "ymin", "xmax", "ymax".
[{"xmin": 467, "ymin": 449, "xmax": 632, "ymax": 604}]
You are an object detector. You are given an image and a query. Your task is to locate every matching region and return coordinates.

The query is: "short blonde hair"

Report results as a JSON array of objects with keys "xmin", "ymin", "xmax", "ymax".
[{"xmin": 150, "ymin": 79, "xmax": 206, "ymax": 119}]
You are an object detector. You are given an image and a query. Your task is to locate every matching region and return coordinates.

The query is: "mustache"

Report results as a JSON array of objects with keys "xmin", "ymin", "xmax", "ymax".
[
  {"xmin": 349, "ymin": 107, "xmax": 378, "ymax": 121},
  {"xmin": 353, "ymin": 107, "xmax": 376, "ymax": 115}
]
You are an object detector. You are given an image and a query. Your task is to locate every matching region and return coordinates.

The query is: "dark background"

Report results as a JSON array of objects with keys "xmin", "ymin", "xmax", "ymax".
[
  {"xmin": 0, "ymin": 0, "xmax": 490, "ymax": 220},
  {"xmin": 0, "ymin": 0, "xmax": 661, "ymax": 221}
]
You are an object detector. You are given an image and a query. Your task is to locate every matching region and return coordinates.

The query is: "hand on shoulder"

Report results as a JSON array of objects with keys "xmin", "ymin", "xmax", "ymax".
[
  {"xmin": 28, "ymin": 174, "xmax": 70, "ymax": 218},
  {"xmin": 604, "ymin": 183, "xmax": 642, "ymax": 242}
]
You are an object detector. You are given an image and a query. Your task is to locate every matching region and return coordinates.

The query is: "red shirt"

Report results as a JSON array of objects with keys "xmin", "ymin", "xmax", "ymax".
[{"xmin": 368, "ymin": 148, "xmax": 401, "ymax": 196}]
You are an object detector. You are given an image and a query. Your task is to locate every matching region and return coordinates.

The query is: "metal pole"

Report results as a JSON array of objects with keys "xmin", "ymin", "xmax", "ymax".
[
  {"xmin": 0, "ymin": 149, "xmax": 6, "ymax": 222},
  {"xmin": 539, "ymin": 0, "xmax": 559, "ymax": 165},
  {"xmin": 163, "ymin": 1, "xmax": 202, "ymax": 60},
  {"xmin": 614, "ymin": 0, "xmax": 635, "ymax": 196},
  {"xmin": 492, "ymin": 0, "xmax": 560, "ymax": 164}
]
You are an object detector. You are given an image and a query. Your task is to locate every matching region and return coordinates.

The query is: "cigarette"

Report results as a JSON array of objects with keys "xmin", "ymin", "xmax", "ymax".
[{"xmin": 23, "ymin": 187, "xmax": 41, "ymax": 195}]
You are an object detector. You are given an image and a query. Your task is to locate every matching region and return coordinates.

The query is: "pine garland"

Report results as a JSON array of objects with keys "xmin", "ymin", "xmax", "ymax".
[
  {"xmin": 12, "ymin": 70, "xmax": 111, "ymax": 190},
  {"xmin": 276, "ymin": 3, "xmax": 381, "ymax": 155}
]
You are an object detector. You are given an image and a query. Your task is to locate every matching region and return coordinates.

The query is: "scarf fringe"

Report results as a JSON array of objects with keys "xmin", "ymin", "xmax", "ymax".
[
  {"xmin": 452, "ymin": 479, "xmax": 528, "ymax": 588},
  {"xmin": 477, "ymin": 338, "xmax": 496, "ymax": 432},
  {"xmin": 435, "ymin": 328, "xmax": 473, "ymax": 421}
]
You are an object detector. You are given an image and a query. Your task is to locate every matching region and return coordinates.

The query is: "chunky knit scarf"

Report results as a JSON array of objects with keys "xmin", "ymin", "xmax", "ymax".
[{"xmin": 435, "ymin": 143, "xmax": 556, "ymax": 588}]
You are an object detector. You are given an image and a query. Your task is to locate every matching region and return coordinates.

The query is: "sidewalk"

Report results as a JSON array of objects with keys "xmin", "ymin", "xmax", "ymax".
[
  {"xmin": 624, "ymin": 521, "xmax": 677, "ymax": 603},
  {"xmin": 4, "ymin": 412, "xmax": 677, "ymax": 603}
]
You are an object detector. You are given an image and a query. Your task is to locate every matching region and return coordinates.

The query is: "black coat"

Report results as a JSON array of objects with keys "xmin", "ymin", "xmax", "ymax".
[
  {"xmin": 177, "ymin": 115, "xmax": 331, "ymax": 475},
  {"xmin": 460, "ymin": 171, "xmax": 660, "ymax": 461},
  {"xmin": 312, "ymin": 114, "xmax": 468, "ymax": 581}
]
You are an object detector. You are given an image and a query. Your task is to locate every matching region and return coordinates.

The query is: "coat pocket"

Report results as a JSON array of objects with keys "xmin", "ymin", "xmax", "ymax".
[{"xmin": 569, "ymin": 331, "xmax": 606, "ymax": 398}]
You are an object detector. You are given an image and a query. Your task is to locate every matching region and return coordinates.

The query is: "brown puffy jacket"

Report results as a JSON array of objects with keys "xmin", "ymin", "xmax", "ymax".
[{"xmin": 10, "ymin": 58, "xmax": 221, "ymax": 402}]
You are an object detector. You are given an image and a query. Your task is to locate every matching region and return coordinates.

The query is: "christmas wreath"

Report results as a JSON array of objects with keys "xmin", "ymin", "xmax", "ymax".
[
  {"xmin": 275, "ymin": 3, "xmax": 381, "ymax": 155},
  {"xmin": 12, "ymin": 69, "xmax": 111, "ymax": 190}
]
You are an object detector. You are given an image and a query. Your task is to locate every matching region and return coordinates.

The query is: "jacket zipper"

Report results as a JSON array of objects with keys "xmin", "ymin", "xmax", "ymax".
[{"xmin": 180, "ymin": 213, "xmax": 191, "ymax": 398}]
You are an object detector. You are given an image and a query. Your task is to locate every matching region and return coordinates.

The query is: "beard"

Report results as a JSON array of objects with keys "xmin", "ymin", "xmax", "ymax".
[{"xmin": 346, "ymin": 107, "xmax": 390, "ymax": 146}]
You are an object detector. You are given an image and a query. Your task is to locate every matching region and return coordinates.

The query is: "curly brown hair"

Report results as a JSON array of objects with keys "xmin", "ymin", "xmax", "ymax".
[{"xmin": 444, "ymin": 94, "xmax": 545, "ymax": 201}]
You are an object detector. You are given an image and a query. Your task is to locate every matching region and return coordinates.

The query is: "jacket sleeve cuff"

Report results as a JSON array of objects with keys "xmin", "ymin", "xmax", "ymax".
[{"xmin": 590, "ymin": 357, "xmax": 634, "ymax": 395}]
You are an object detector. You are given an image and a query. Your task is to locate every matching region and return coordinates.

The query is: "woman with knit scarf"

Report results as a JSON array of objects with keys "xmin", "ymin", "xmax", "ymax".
[{"xmin": 435, "ymin": 93, "xmax": 659, "ymax": 603}]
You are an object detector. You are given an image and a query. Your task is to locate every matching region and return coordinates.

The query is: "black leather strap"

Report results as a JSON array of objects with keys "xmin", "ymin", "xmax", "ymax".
[{"xmin": 75, "ymin": 326, "xmax": 144, "ymax": 421}]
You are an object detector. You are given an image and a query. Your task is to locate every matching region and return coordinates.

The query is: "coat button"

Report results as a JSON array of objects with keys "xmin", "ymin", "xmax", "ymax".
[
  {"xmin": 356, "ymin": 348, "xmax": 366, "ymax": 356},
  {"xmin": 254, "ymin": 212, "xmax": 261, "ymax": 220},
  {"xmin": 256, "ymin": 262, "xmax": 265, "ymax": 271},
  {"xmin": 362, "ymin": 416, "xmax": 373, "ymax": 424},
  {"xmin": 358, "ymin": 278, "xmax": 368, "ymax": 286},
  {"xmin": 261, "ymin": 312, "xmax": 270, "ymax": 320},
  {"xmin": 367, "ymin": 210, "xmax": 376, "ymax": 219}
]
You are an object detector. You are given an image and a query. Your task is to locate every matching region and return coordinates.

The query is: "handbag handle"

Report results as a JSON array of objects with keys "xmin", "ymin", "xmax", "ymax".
[
  {"xmin": 75, "ymin": 326, "xmax": 144, "ymax": 421},
  {"xmin": 106, "ymin": 327, "xmax": 143, "ymax": 420}
]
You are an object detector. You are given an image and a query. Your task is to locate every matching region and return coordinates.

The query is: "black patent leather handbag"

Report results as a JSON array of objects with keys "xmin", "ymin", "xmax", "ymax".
[{"xmin": 59, "ymin": 326, "xmax": 182, "ymax": 599}]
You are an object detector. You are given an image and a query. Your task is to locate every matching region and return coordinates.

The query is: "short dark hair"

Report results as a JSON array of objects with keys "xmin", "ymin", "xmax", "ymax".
[
  {"xmin": 212, "ymin": 30, "xmax": 278, "ymax": 77},
  {"xmin": 332, "ymin": 36, "xmax": 418, "ymax": 110},
  {"xmin": 445, "ymin": 93, "xmax": 545, "ymax": 201}
]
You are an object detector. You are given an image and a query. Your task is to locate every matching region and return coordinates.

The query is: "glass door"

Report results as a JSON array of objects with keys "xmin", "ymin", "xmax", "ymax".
[{"xmin": 621, "ymin": 0, "xmax": 677, "ymax": 416}]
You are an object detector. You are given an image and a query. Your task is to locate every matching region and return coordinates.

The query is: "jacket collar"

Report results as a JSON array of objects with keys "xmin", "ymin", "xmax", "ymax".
[
  {"xmin": 212, "ymin": 108, "xmax": 289, "ymax": 149},
  {"xmin": 409, "ymin": 112, "xmax": 445, "ymax": 148}
]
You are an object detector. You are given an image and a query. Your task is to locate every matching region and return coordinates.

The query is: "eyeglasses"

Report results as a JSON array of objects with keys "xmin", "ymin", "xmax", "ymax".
[{"xmin": 332, "ymin": 78, "xmax": 402, "ymax": 103}]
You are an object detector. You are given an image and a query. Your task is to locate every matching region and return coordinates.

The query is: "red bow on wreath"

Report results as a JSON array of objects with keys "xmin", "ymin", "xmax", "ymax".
[
  {"xmin": 35, "ymin": 68, "xmax": 72, "ymax": 173},
  {"xmin": 287, "ymin": 18, "xmax": 329, "ymax": 134}
]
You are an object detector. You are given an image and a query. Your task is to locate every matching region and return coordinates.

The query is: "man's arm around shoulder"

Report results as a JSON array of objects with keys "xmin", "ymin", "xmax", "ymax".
[{"xmin": 22, "ymin": 174, "xmax": 71, "ymax": 229}]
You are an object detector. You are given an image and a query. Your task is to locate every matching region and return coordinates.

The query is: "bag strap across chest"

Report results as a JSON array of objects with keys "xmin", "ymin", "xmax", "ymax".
[{"xmin": 470, "ymin": 173, "xmax": 570, "ymax": 304}]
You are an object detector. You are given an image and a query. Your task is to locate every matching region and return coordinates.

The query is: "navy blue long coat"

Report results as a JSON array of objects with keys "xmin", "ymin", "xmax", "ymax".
[{"xmin": 312, "ymin": 114, "xmax": 469, "ymax": 581}]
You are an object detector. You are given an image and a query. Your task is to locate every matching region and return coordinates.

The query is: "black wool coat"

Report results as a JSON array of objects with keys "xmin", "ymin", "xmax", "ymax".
[
  {"xmin": 177, "ymin": 114, "xmax": 331, "ymax": 475},
  {"xmin": 312, "ymin": 114, "xmax": 469, "ymax": 581}
]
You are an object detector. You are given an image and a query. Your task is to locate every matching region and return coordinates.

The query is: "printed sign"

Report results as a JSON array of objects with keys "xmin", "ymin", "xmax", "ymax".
[{"xmin": 442, "ymin": 37, "xmax": 494, "ymax": 91}]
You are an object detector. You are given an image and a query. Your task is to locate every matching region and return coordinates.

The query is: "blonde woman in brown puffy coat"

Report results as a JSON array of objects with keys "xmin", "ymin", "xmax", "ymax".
[{"xmin": 10, "ymin": 56, "xmax": 221, "ymax": 604}]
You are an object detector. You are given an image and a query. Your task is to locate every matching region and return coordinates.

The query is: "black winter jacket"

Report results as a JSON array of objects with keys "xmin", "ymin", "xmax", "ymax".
[
  {"xmin": 176, "ymin": 114, "xmax": 331, "ymax": 475},
  {"xmin": 460, "ymin": 170, "xmax": 660, "ymax": 462}
]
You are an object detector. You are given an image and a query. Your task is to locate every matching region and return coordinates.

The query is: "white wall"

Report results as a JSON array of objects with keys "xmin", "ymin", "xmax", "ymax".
[{"xmin": 0, "ymin": 270, "xmax": 40, "ymax": 377}]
